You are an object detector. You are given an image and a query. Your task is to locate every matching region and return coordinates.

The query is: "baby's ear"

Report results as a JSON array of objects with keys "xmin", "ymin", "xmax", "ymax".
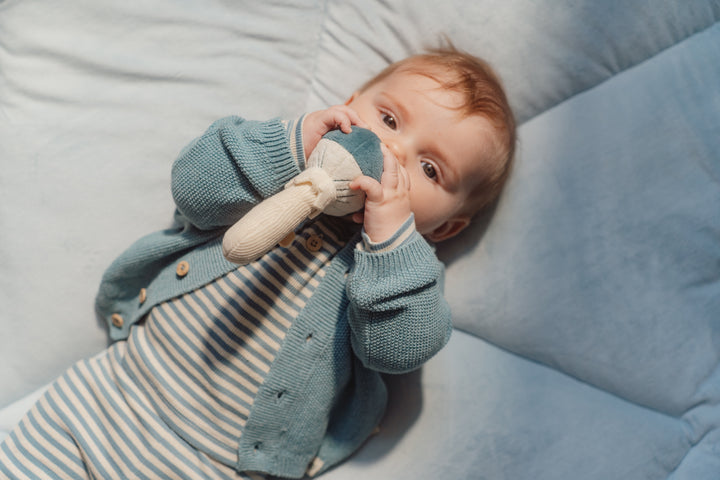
[{"xmin": 426, "ymin": 216, "xmax": 471, "ymax": 243}]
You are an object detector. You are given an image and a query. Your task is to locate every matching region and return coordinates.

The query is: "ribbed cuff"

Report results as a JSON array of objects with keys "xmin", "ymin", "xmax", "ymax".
[
  {"xmin": 284, "ymin": 114, "xmax": 306, "ymax": 170},
  {"xmin": 358, "ymin": 214, "xmax": 416, "ymax": 253},
  {"xmin": 250, "ymin": 119, "xmax": 302, "ymax": 196},
  {"xmin": 351, "ymin": 230, "xmax": 441, "ymax": 300}
]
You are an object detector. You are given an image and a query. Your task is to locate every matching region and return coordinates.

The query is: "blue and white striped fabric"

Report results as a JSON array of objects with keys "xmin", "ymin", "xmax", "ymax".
[{"xmin": 0, "ymin": 218, "xmax": 351, "ymax": 480}]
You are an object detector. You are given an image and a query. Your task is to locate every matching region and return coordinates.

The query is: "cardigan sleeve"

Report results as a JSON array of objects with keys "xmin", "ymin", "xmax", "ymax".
[
  {"xmin": 346, "ymin": 230, "xmax": 453, "ymax": 374},
  {"xmin": 171, "ymin": 116, "xmax": 305, "ymax": 230}
]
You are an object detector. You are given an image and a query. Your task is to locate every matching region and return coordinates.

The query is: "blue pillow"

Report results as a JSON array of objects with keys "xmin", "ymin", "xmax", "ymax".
[{"xmin": 441, "ymin": 23, "xmax": 720, "ymax": 415}]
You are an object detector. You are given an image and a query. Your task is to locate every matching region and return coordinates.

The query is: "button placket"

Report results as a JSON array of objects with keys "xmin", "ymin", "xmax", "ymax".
[
  {"xmin": 278, "ymin": 231, "xmax": 295, "ymax": 248},
  {"xmin": 176, "ymin": 260, "xmax": 190, "ymax": 277},
  {"xmin": 111, "ymin": 313, "xmax": 124, "ymax": 328},
  {"xmin": 305, "ymin": 234, "xmax": 323, "ymax": 252}
]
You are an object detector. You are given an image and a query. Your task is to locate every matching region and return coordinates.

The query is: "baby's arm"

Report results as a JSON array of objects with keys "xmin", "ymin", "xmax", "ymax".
[
  {"xmin": 346, "ymin": 145, "xmax": 451, "ymax": 373},
  {"xmin": 172, "ymin": 108, "xmax": 367, "ymax": 231},
  {"xmin": 171, "ymin": 116, "xmax": 304, "ymax": 230},
  {"xmin": 346, "ymin": 229, "xmax": 453, "ymax": 374}
]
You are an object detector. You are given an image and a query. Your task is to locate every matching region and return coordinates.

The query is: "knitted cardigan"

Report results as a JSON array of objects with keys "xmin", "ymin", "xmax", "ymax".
[{"xmin": 95, "ymin": 116, "xmax": 452, "ymax": 478}]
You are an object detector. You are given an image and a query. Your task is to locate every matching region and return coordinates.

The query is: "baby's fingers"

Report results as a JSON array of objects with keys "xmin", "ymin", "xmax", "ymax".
[
  {"xmin": 328, "ymin": 105, "xmax": 367, "ymax": 133},
  {"xmin": 349, "ymin": 175, "xmax": 383, "ymax": 203},
  {"xmin": 379, "ymin": 144, "xmax": 410, "ymax": 190},
  {"xmin": 342, "ymin": 106, "xmax": 367, "ymax": 131}
]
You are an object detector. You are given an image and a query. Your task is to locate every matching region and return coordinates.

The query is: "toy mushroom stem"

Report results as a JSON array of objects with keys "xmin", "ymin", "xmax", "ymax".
[{"xmin": 222, "ymin": 167, "xmax": 336, "ymax": 264}]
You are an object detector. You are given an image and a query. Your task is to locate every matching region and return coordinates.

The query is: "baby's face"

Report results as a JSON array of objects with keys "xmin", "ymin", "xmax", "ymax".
[{"xmin": 346, "ymin": 69, "xmax": 495, "ymax": 241}]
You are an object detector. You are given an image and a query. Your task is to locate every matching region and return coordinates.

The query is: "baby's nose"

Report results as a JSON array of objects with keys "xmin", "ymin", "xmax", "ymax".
[{"xmin": 385, "ymin": 140, "xmax": 405, "ymax": 165}]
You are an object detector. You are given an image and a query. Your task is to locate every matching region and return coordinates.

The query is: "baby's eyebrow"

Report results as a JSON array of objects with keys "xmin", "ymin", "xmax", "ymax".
[{"xmin": 379, "ymin": 92, "xmax": 408, "ymax": 120}]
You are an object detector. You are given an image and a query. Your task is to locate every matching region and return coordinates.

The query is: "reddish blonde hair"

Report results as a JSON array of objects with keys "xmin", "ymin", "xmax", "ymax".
[{"xmin": 360, "ymin": 44, "xmax": 516, "ymax": 215}]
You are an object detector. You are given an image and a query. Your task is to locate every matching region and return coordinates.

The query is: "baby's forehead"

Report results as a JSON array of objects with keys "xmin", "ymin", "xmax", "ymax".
[
  {"xmin": 440, "ymin": 113, "xmax": 503, "ymax": 189},
  {"xmin": 393, "ymin": 63, "xmax": 465, "ymax": 90},
  {"xmin": 381, "ymin": 67, "xmax": 485, "ymax": 121},
  {"xmin": 393, "ymin": 58, "xmax": 455, "ymax": 77}
]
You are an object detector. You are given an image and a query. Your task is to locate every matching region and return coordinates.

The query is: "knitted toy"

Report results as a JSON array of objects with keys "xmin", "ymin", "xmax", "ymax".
[{"xmin": 222, "ymin": 127, "xmax": 384, "ymax": 264}]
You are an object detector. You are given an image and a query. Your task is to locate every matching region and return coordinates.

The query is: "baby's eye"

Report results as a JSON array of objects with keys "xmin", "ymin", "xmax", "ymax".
[
  {"xmin": 421, "ymin": 161, "xmax": 437, "ymax": 180},
  {"xmin": 382, "ymin": 113, "xmax": 397, "ymax": 130}
]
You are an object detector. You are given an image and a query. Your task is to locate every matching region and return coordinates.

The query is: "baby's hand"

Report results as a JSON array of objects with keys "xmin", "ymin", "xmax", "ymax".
[
  {"xmin": 302, "ymin": 106, "xmax": 368, "ymax": 160},
  {"xmin": 349, "ymin": 145, "xmax": 413, "ymax": 243}
]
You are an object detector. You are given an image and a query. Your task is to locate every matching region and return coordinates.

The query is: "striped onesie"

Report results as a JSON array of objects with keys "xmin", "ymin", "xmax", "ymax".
[
  {"xmin": 0, "ymin": 115, "xmax": 452, "ymax": 479},
  {"xmin": 0, "ymin": 217, "xmax": 355, "ymax": 480}
]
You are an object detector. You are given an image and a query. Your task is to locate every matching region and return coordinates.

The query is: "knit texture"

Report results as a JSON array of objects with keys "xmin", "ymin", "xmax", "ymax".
[
  {"xmin": 94, "ymin": 116, "xmax": 452, "ymax": 477},
  {"xmin": 222, "ymin": 183, "xmax": 320, "ymax": 264},
  {"xmin": 172, "ymin": 117, "xmax": 301, "ymax": 231},
  {"xmin": 349, "ymin": 231, "xmax": 452, "ymax": 374}
]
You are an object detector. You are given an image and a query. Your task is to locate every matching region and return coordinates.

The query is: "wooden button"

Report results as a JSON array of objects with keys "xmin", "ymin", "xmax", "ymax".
[
  {"xmin": 176, "ymin": 261, "xmax": 190, "ymax": 277},
  {"xmin": 305, "ymin": 234, "xmax": 323, "ymax": 252},
  {"xmin": 139, "ymin": 288, "xmax": 147, "ymax": 304},
  {"xmin": 306, "ymin": 456, "xmax": 324, "ymax": 477},
  {"xmin": 278, "ymin": 231, "xmax": 295, "ymax": 248},
  {"xmin": 111, "ymin": 313, "xmax": 124, "ymax": 328}
]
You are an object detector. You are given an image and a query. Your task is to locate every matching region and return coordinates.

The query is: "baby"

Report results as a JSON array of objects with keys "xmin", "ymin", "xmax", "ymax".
[{"xmin": 0, "ymin": 45, "xmax": 515, "ymax": 480}]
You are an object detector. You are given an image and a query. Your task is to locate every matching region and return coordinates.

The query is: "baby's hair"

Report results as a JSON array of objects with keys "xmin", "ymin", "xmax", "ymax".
[{"xmin": 360, "ymin": 42, "xmax": 517, "ymax": 216}]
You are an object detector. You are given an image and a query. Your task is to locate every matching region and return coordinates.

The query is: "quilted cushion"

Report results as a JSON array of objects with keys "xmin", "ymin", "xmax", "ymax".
[
  {"xmin": 304, "ymin": 0, "xmax": 720, "ymax": 122},
  {"xmin": 442, "ymin": 23, "xmax": 720, "ymax": 416}
]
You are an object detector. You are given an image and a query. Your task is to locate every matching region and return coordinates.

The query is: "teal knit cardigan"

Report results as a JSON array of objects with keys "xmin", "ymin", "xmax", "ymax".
[{"xmin": 95, "ymin": 116, "xmax": 452, "ymax": 478}]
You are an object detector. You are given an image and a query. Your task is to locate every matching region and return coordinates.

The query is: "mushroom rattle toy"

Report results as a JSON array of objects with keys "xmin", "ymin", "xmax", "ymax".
[{"xmin": 222, "ymin": 127, "xmax": 383, "ymax": 264}]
